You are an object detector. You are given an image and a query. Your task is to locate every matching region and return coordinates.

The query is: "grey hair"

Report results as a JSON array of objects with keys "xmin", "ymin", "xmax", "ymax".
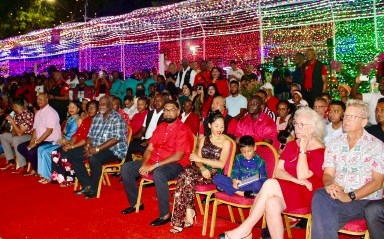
[
  {"xmin": 346, "ymin": 99, "xmax": 370, "ymax": 119},
  {"xmin": 294, "ymin": 106, "xmax": 326, "ymax": 144}
]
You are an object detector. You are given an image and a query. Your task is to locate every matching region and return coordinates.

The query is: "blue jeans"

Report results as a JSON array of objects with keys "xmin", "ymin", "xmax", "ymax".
[
  {"xmin": 121, "ymin": 160, "xmax": 183, "ymax": 217},
  {"xmin": 213, "ymin": 174, "xmax": 264, "ymax": 195},
  {"xmin": 311, "ymin": 188, "xmax": 370, "ymax": 239}
]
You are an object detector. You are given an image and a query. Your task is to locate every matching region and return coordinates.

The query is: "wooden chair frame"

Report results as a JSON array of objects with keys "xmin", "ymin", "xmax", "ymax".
[{"xmin": 209, "ymin": 142, "xmax": 279, "ymax": 237}]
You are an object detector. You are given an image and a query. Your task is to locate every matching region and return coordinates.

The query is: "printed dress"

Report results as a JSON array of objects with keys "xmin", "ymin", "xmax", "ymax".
[{"xmin": 171, "ymin": 137, "xmax": 222, "ymax": 228}]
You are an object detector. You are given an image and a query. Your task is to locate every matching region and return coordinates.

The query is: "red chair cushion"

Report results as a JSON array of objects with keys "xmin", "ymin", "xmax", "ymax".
[
  {"xmin": 142, "ymin": 174, "xmax": 154, "ymax": 181},
  {"xmin": 341, "ymin": 219, "xmax": 368, "ymax": 232},
  {"xmin": 196, "ymin": 184, "xmax": 216, "ymax": 192},
  {"xmin": 215, "ymin": 192, "xmax": 255, "ymax": 205},
  {"xmin": 284, "ymin": 207, "xmax": 311, "ymax": 215}
]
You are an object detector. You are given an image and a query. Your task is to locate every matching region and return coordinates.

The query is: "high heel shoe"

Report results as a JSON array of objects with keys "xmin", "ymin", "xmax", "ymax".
[{"xmin": 218, "ymin": 232, "xmax": 252, "ymax": 239}]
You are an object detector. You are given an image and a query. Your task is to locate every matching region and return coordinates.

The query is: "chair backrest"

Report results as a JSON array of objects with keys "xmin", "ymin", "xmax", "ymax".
[
  {"xmin": 127, "ymin": 126, "xmax": 133, "ymax": 144},
  {"xmin": 255, "ymin": 142, "xmax": 279, "ymax": 179},
  {"xmin": 223, "ymin": 135, "xmax": 237, "ymax": 176}
]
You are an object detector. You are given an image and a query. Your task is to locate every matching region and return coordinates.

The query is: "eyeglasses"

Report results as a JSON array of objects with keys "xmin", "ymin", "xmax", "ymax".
[
  {"xmin": 164, "ymin": 108, "xmax": 177, "ymax": 113},
  {"xmin": 341, "ymin": 114, "xmax": 366, "ymax": 121},
  {"xmin": 293, "ymin": 121, "xmax": 313, "ymax": 129}
]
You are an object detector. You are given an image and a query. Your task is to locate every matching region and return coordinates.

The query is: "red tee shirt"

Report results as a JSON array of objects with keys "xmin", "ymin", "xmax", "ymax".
[
  {"xmin": 148, "ymin": 119, "xmax": 194, "ymax": 167},
  {"xmin": 194, "ymin": 71, "xmax": 212, "ymax": 87},
  {"xmin": 304, "ymin": 60, "xmax": 328, "ymax": 89},
  {"xmin": 130, "ymin": 110, "xmax": 148, "ymax": 135}
]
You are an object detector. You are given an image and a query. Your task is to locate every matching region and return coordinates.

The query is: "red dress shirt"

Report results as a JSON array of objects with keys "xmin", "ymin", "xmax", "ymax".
[
  {"xmin": 130, "ymin": 110, "xmax": 148, "ymax": 135},
  {"xmin": 235, "ymin": 113, "xmax": 278, "ymax": 149},
  {"xmin": 194, "ymin": 71, "xmax": 212, "ymax": 87},
  {"xmin": 148, "ymin": 119, "xmax": 194, "ymax": 167}
]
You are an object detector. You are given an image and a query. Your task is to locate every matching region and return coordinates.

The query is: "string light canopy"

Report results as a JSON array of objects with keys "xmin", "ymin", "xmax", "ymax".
[{"xmin": 0, "ymin": 0, "xmax": 383, "ymax": 76}]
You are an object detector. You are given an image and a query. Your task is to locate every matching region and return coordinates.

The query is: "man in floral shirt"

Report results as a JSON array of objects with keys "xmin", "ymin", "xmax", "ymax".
[
  {"xmin": 0, "ymin": 97, "xmax": 34, "ymax": 174},
  {"xmin": 311, "ymin": 99, "xmax": 384, "ymax": 239}
]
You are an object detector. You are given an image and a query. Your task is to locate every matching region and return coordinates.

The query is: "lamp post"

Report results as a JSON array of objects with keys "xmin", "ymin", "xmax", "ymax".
[{"xmin": 84, "ymin": 0, "xmax": 88, "ymax": 22}]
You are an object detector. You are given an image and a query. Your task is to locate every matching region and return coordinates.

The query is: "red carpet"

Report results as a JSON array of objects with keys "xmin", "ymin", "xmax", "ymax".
[{"xmin": 0, "ymin": 158, "xmax": 354, "ymax": 239}]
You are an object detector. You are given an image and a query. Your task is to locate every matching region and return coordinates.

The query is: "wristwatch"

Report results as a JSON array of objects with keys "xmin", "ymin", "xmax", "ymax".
[
  {"xmin": 95, "ymin": 146, "xmax": 100, "ymax": 153},
  {"xmin": 348, "ymin": 192, "xmax": 356, "ymax": 201},
  {"xmin": 155, "ymin": 161, "xmax": 160, "ymax": 168}
]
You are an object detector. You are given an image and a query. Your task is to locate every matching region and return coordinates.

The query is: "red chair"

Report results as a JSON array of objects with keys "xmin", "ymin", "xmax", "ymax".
[
  {"xmin": 282, "ymin": 207, "xmax": 312, "ymax": 239},
  {"xmin": 135, "ymin": 135, "xmax": 197, "ymax": 212},
  {"xmin": 209, "ymin": 142, "xmax": 279, "ymax": 237},
  {"xmin": 195, "ymin": 135, "xmax": 237, "ymax": 236},
  {"xmin": 338, "ymin": 219, "xmax": 370, "ymax": 239}
]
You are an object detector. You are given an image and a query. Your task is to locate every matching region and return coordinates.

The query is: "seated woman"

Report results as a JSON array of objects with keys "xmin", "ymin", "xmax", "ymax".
[
  {"xmin": 213, "ymin": 135, "xmax": 267, "ymax": 198},
  {"xmin": 170, "ymin": 111, "xmax": 231, "ymax": 234},
  {"xmin": 201, "ymin": 84, "xmax": 219, "ymax": 118},
  {"xmin": 37, "ymin": 101, "xmax": 82, "ymax": 184},
  {"xmin": 51, "ymin": 100, "xmax": 98, "ymax": 186},
  {"xmin": 276, "ymin": 100, "xmax": 292, "ymax": 131},
  {"xmin": 219, "ymin": 107, "xmax": 325, "ymax": 239},
  {"xmin": 191, "ymin": 83, "xmax": 206, "ymax": 119}
]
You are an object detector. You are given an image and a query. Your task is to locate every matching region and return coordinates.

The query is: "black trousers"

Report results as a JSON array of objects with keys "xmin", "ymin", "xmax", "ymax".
[
  {"xmin": 125, "ymin": 139, "xmax": 147, "ymax": 162},
  {"xmin": 67, "ymin": 147, "xmax": 120, "ymax": 192}
]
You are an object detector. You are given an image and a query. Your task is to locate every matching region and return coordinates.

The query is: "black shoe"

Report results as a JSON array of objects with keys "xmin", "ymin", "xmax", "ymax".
[
  {"xmin": 74, "ymin": 186, "xmax": 90, "ymax": 195},
  {"xmin": 121, "ymin": 204, "xmax": 144, "ymax": 214},
  {"xmin": 295, "ymin": 219, "xmax": 308, "ymax": 229},
  {"xmin": 84, "ymin": 191, "xmax": 97, "ymax": 199},
  {"xmin": 261, "ymin": 228, "xmax": 271, "ymax": 239},
  {"xmin": 216, "ymin": 186, "xmax": 224, "ymax": 192},
  {"xmin": 244, "ymin": 190, "xmax": 255, "ymax": 198},
  {"xmin": 150, "ymin": 216, "xmax": 171, "ymax": 226}
]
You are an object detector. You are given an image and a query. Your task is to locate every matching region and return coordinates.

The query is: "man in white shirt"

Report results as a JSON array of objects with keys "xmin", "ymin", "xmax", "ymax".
[
  {"xmin": 66, "ymin": 68, "xmax": 79, "ymax": 101},
  {"xmin": 351, "ymin": 76, "xmax": 384, "ymax": 125},
  {"xmin": 123, "ymin": 95, "xmax": 138, "ymax": 120},
  {"xmin": 226, "ymin": 80, "xmax": 247, "ymax": 120},
  {"xmin": 175, "ymin": 58, "xmax": 196, "ymax": 88},
  {"xmin": 228, "ymin": 60, "xmax": 244, "ymax": 82},
  {"xmin": 324, "ymin": 101, "xmax": 345, "ymax": 146}
]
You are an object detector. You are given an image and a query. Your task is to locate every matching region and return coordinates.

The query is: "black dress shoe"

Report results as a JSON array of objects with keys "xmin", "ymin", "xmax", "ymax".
[
  {"xmin": 244, "ymin": 190, "xmax": 255, "ymax": 198},
  {"xmin": 74, "ymin": 186, "xmax": 90, "ymax": 195},
  {"xmin": 150, "ymin": 216, "xmax": 171, "ymax": 226},
  {"xmin": 84, "ymin": 191, "xmax": 97, "ymax": 199},
  {"xmin": 121, "ymin": 204, "xmax": 144, "ymax": 214},
  {"xmin": 216, "ymin": 186, "xmax": 224, "ymax": 192}
]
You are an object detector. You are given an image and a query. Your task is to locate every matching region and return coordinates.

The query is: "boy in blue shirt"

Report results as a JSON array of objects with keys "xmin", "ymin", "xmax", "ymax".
[{"xmin": 213, "ymin": 135, "xmax": 267, "ymax": 198}]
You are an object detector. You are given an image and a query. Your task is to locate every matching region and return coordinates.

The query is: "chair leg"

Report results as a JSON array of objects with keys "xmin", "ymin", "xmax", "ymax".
[
  {"xmin": 284, "ymin": 215, "xmax": 292, "ymax": 238},
  {"xmin": 96, "ymin": 170, "xmax": 104, "ymax": 198},
  {"xmin": 209, "ymin": 199, "xmax": 219, "ymax": 238},
  {"xmin": 202, "ymin": 193, "xmax": 213, "ymax": 236},
  {"xmin": 364, "ymin": 230, "xmax": 370, "ymax": 239},
  {"xmin": 104, "ymin": 172, "xmax": 111, "ymax": 186},
  {"xmin": 228, "ymin": 205, "xmax": 235, "ymax": 223},
  {"xmin": 196, "ymin": 194, "xmax": 205, "ymax": 215},
  {"xmin": 136, "ymin": 179, "xmax": 145, "ymax": 213},
  {"xmin": 305, "ymin": 215, "xmax": 312, "ymax": 239},
  {"xmin": 74, "ymin": 178, "xmax": 79, "ymax": 191},
  {"xmin": 238, "ymin": 208, "xmax": 245, "ymax": 222}
]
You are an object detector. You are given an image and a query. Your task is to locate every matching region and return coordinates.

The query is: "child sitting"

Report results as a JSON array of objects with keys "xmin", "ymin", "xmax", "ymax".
[{"xmin": 213, "ymin": 135, "xmax": 267, "ymax": 198}]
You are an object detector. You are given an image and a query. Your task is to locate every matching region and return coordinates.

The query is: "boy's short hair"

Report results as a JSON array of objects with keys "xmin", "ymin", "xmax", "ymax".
[
  {"xmin": 124, "ymin": 95, "xmax": 134, "ymax": 102},
  {"xmin": 238, "ymin": 136, "xmax": 255, "ymax": 148}
]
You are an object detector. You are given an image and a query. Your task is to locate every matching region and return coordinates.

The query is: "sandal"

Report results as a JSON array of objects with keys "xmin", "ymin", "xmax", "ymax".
[
  {"xmin": 38, "ymin": 178, "xmax": 50, "ymax": 184},
  {"xmin": 60, "ymin": 182, "xmax": 74, "ymax": 187},
  {"xmin": 24, "ymin": 170, "xmax": 37, "ymax": 177},
  {"xmin": 170, "ymin": 226, "xmax": 183, "ymax": 234},
  {"xmin": 184, "ymin": 209, "xmax": 196, "ymax": 228}
]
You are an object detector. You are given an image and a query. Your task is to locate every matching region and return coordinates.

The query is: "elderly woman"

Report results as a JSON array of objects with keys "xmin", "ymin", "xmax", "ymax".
[
  {"xmin": 170, "ymin": 111, "xmax": 231, "ymax": 234},
  {"xmin": 219, "ymin": 107, "xmax": 326, "ymax": 239}
]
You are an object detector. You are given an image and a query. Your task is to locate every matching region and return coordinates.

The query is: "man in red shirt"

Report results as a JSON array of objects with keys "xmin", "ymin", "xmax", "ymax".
[
  {"xmin": 194, "ymin": 60, "xmax": 212, "ymax": 87},
  {"xmin": 120, "ymin": 100, "xmax": 194, "ymax": 227},
  {"xmin": 261, "ymin": 82, "xmax": 280, "ymax": 115},
  {"xmin": 302, "ymin": 49, "xmax": 328, "ymax": 107},
  {"xmin": 235, "ymin": 95, "xmax": 278, "ymax": 149},
  {"xmin": 180, "ymin": 99, "xmax": 200, "ymax": 135}
]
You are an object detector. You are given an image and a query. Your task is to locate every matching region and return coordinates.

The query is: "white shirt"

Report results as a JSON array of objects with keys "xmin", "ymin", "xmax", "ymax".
[
  {"xmin": 124, "ymin": 106, "xmax": 138, "ymax": 120},
  {"xmin": 228, "ymin": 68, "xmax": 244, "ymax": 82},
  {"xmin": 143, "ymin": 109, "xmax": 163, "ymax": 139},
  {"xmin": 176, "ymin": 66, "xmax": 196, "ymax": 88},
  {"xmin": 288, "ymin": 98, "xmax": 309, "ymax": 107},
  {"xmin": 35, "ymin": 85, "xmax": 44, "ymax": 96},
  {"xmin": 226, "ymin": 94, "xmax": 247, "ymax": 117},
  {"xmin": 362, "ymin": 92, "xmax": 384, "ymax": 124},
  {"xmin": 66, "ymin": 77, "xmax": 79, "ymax": 101},
  {"xmin": 181, "ymin": 112, "xmax": 190, "ymax": 123},
  {"xmin": 324, "ymin": 123, "xmax": 343, "ymax": 147}
]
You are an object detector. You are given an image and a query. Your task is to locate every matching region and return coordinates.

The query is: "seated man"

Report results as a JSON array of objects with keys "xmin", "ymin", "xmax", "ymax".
[
  {"xmin": 364, "ymin": 199, "xmax": 384, "ymax": 239},
  {"xmin": 0, "ymin": 97, "xmax": 34, "ymax": 173},
  {"xmin": 126, "ymin": 94, "xmax": 165, "ymax": 162},
  {"xmin": 69, "ymin": 95, "xmax": 127, "ymax": 199},
  {"xmin": 199, "ymin": 95, "xmax": 237, "ymax": 139},
  {"xmin": 120, "ymin": 100, "xmax": 194, "ymax": 227},
  {"xmin": 311, "ymin": 99, "xmax": 384, "ymax": 239},
  {"xmin": 226, "ymin": 80, "xmax": 247, "ymax": 120},
  {"xmin": 256, "ymin": 89, "xmax": 276, "ymax": 122},
  {"xmin": 18, "ymin": 93, "xmax": 61, "ymax": 176},
  {"xmin": 324, "ymin": 101, "xmax": 345, "ymax": 146},
  {"xmin": 235, "ymin": 95, "xmax": 278, "ymax": 149},
  {"xmin": 366, "ymin": 98, "xmax": 384, "ymax": 142},
  {"xmin": 180, "ymin": 99, "xmax": 200, "ymax": 135},
  {"xmin": 313, "ymin": 97, "xmax": 329, "ymax": 124}
]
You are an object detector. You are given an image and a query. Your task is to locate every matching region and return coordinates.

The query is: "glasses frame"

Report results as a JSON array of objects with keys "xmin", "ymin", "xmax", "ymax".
[
  {"xmin": 292, "ymin": 121, "xmax": 313, "ymax": 129},
  {"xmin": 341, "ymin": 114, "xmax": 366, "ymax": 121}
]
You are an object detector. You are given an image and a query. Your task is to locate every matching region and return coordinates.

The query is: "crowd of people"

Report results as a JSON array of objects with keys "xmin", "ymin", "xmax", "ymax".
[{"xmin": 0, "ymin": 48, "xmax": 383, "ymax": 239}]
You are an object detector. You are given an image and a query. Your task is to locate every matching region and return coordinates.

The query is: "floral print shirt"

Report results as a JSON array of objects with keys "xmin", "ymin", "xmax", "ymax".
[
  {"xmin": 324, "ymin": 130, "xmax": 384, "ymax": 200},
  {"xmin": 14, "ymin": 109, "xmax": 34, "ymax": 135}
]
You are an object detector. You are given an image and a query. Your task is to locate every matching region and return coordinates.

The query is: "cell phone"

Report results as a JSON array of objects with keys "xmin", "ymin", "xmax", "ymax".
[{"xmin": 360, "ymin": 75, "xmax": 369, "ymax": 82}]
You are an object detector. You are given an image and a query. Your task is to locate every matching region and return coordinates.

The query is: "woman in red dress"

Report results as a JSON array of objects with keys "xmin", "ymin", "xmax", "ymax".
[
  {"xmin": 211, "ymin": 67, "xmax": 229, "ymax": 98},
  {"xmin": 219, "ymin": 107, "xmax": 326, "ymax": 239}
]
